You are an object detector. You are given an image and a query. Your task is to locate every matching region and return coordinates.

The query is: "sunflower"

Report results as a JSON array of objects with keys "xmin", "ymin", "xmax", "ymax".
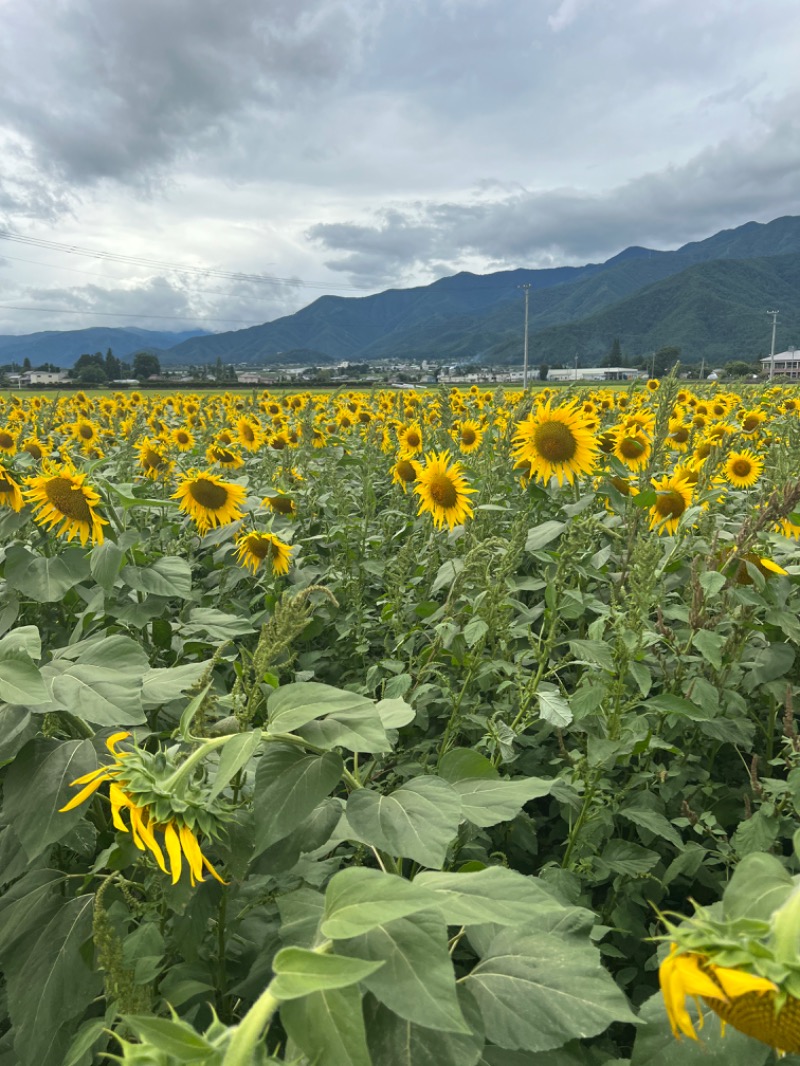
[
  {"xmin": 454, "ymin": 419, "xmax": 483, "ymax": 454},
  {"xmin": 137, "ymin": 437, "xmax": 172, "ymax": 480},
  {"xmin": 0, "ymin": 465, "xmax": 24, "ymax": 511},
  {"xmin": 172, "ymin": 426, "xmax": 196, "ymax": 452},
  {"xmin": 391, "ymin": 455, "xmax": 420, "ymax": 492},
  {"xmin": 511, "ymin": 401, "xmax": 599, "ymax": 486},
  {"xmin": 60, "ymin": 732, "xmax": 226, "ymax": 887},
  {"xmin": 25, "ymin": 463, "xmax": 107, "ymax": 545},
  {"xmin": 263, "ymin": 493, "xmax": 296, "ymax": 516},
  {"xmin": 613, "ymin": 428, "xmax": 651, "ymax": 471},
  {"xmin": 739, "ymin": 408, "xmax": 766, "ymax": 434},
  {"xmin": 206, "ymin": 442, "xmax": 245, "ymax": 469},
  {"xmin": 236, "ymin": 417, "xmax": 263, "ymax": 452},
  {"xmin": 235, "ymin": 531, "xmax": 293, "ymax": 575},
  {"xmin": 648, "ymin": 474, "xmax": 693, "ymax": 535},
  {"xmin": 0, "ymin": 427, "xmax": 17, "ymax": 456},
  {"xmin": 414, "ymin": 450, "xmax": 475, "ymax": 530},
  {"xmin": 776, "ymin": 512, "xmax": 800, "ymax": 540},
  {"xmin": 397, "ymin": 422, "xmax": 423, "ymax": 456},
  {"xmin": 20, "ymin": 435, "xmax": 48, "ymax": 462},
  {"xmin": 71, "ymin": 418, "xmax": 102, "ymax": 450},
  {"xmin": 172, "ymin": 469, "xmax": 246, "ymax": 532},
  {"xmin": 724, "ymin": 449, "xmax": 763, "ymax": 489}
]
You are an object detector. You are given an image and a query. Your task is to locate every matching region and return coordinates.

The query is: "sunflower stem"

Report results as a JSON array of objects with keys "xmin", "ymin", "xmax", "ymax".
[{"xmin": 160, "ymin": 734, "xmax": 235, "ymax": 792}]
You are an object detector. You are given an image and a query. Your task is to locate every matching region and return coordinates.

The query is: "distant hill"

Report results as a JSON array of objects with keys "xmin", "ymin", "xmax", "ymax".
[
  {"xmin": 158, "ymin": 215, "xmax": 800, "ymax": 368},
  {"xmin": 0, "ymin": 327, "xmax": 210, "ymax": 368}
]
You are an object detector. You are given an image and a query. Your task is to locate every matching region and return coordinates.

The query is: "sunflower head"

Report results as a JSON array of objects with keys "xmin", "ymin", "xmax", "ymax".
[
  {"xmin": 24, "ymin": 462, "xmax": 107, "ymax": 545},
  {"xmin": 235, "ymin": 530, "xmax": 293, "ymax": 575},
  {"xmin": 172, "ymin": 469, "xmax": 246, "ymax": 533},
  {"xmin": 511, "ymin": 401, "xmax": 599, "ymax": 487},
  {"xmin": 648, "ymin": 474, "xmax": 693, "ymax": 536},
  {"xmin": 414, "ymin": 449, "xmax": 475, "ymax": 530}
]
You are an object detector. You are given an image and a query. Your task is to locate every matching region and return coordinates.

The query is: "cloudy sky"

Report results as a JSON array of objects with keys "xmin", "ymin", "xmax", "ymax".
[{"xmin": 1, "ymin": 0, "xmax": 799, "ymax": 336}]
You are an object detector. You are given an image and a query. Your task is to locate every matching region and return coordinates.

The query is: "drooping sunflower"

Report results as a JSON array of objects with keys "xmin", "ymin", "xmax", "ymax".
[
  {"xmin": 60, "ymin": 732, "xmax": 226, "ymax": 887},
  {"xmin": 0, "ymin": 464, "xmax": 24, "ymax": 511},
  {"xmin": 263, "ymin": 493, "xmax": 296, "ymax": 517},
  {"xmin": 454, "ymin": 419, "xmax": 483, "ymax": 454},
  {"xmin": 206, "ymin": 442, "xmax": 245, "ymax": 469},
  {"xmin": 724, "ymin": 449, "xmax": 763, "ymax": 489},
  {"xmin": 648, "ymin": 474, "xmax": 693, "ymax": 535},
  {"xmin": 172, "ymin": 469, "xmax": 246, "ymax": 533},
  {"xmin": 511, "ymin": 401, "xmax": 599, "ymax": 486},
  {"xmin": 235, "ymin": 530, "xmax": 293, "ymax": 575},
  {"xmin": 25, "ymin": 463, "xmax": 107, "ymax": 545},
  {"xmin": 414, "ymin": 450, "xmax": 475, "ymax": 530},
  {"xmin": 391, "ymin": 455, "xmax": 420, "ymax": 492},
  {"xmin": 137, "ymin": 437, "xmax": 172, "ymax": 480}
]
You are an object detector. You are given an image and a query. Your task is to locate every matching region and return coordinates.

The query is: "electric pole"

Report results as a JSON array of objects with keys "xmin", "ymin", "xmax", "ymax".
[
  {"xmin": 519, "ymin": 284, "xmax": 531, "ymax": 389},
  {"xmin": 767, "ymin": 310, "xmax": 779, "ymax": 381}
]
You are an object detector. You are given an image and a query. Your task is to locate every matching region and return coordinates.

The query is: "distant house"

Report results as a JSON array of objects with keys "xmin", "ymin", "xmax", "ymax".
[
  {"xmin": 20, "ymin": 370, "xmax": 69, "ymax": 386},
  {"xmin": 761, "ymin": 349, "xmax": 800, "ymax": 379},
  {"xmin": 546, "ymin": 367, "xmax": 641, "ymax": 383}
]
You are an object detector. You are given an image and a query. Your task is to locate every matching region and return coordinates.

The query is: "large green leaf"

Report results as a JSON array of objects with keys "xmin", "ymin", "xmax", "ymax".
[
  {"xmin": 0, "ymin": 657, "xmax": 49, "ymax": 706},
  {"xmin": 0, "ymin": 625, "xmax": 41, "ymax": 660},
  {"xmin": 4, "ymin": 545, "xmax": 91, "ymax": 602},
  {"xmin": 321, "ymin": 867, "xmax": 439, "ymax": 940},
  {"xmin": 208, "ymin": 730, "xmax": 261, "ymax": 801},
  {"xmin": 270, "ymin": 947, "xmax": 383, "ymax": 1001},
  {"xmin": 6, "ymin": 894, "xmax": 102, "ymax": 1066},
  {"xmin": 0, "ymin": 706, "xmax": 35, "ymax": 763},
  {"xmin": 121, "ymin": 556, "xmax": 193, "ymax": 599},
  {"xmin": 297, "ymin": 703, "xmax": 391, "ymax": 753},
  {"xmin": 141, "ymin": 662, "xmax": 208, "ymax": 706},
  {"xmin": 281, "ymin": 986, "xmax": 372, "ymax": 1066},
  {"xmin": 120, "ymin": 1016, "xmax": 216, "ymax": 1062},
  {"xmin": 364, "ymin": 994, "xmax": 484, "ymax": 1066},
  {"xmin": 268, "ymin": 682, "xmax": 379, "ymax": 734},
  {"xmin": 47, "ymin": 666, "xmax": 146, "ymax": 726},
  {"xmin": 3, "ymin": 739, "xmax": 97, "ymax": 861},
  {"xmin": 722, "ymin": 851, "xmax": 793, "ymax": 922},
  {"xmin": 346, "ymin": 776, "xmax": 462, "ymax": 868},
  {"xmin": 453, "ymin": 777, "xmax": 552, "ymax": 828},
  {"xmin": 339, "ymin": 909, "xmax": 469, "ymax": 1033},
  {"xmin": 464, "ymin": 927, "xmax": 636, "ymax": 1053},
  {"xmin": 415, "ymin": 867, "xmax": 567, "ymax": 927},
  {"xmin": 0, "ymin": 868, "xmax": 64, "ymax": 957},
  {"xmin": 253, "ymin": 746, "xmax": 343, "ymax": 855}
]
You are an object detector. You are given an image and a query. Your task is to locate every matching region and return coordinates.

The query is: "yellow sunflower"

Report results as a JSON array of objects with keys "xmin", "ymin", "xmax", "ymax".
[
  {"xmin": 25, "ymin": 463, "xmax": 107, "ymax": 546},
  {"xmin": 71, "ymin": 418, "xmax": 102, "ymax": 450},
  {"xmin": 724, "ymin": 449, "xmax": 763, "ymax": 489},
  {"xmin": 172, "ymin": 426, "xmax": 196, "ymax": 452},
  {"xmin": 391, "ymin": 455, "xmax": 420, "ymax": 492},
  {"xmin": 235, "ymin": 531, "xmax": 293, "ymax": 575},
  {"xmin": 0, "ymin": 426, "xmax": 17, "ymax": 456},
  {"xmin": 397, "ymin": 422, "xmax": 424, "ymax": 456},
  {"xmin": 511, "ymin": 401, "xmax": 599, "ymax": 486},
  {"xmin": 206, "ymin": 443, "xmax": 245, "ymax": 469},
  {"xmin": 137, "ymin": 437, "xmax": 173, "ymax": 480},
  {"xmin": 414, "ymin": 450, "xmax": 475, "ymax": 530},
  {"xmin": 263, "ymin": 493, "xmax": 296, "ymax": 517},
  {"xmin": 613, "ymin": 428, "xmax": 651, "ymax": 471},
  {"xmin": 454, "ymin": 419, "xmax": 483, "ymax": 454},
  {"xmin": 648, "ymin": 474, "xmax": 693, "ymax": 535},
  {"xmin": 172, "ymin": 470, "xmax": 246, "ymax": 532},
  {"xmin": 0, "ymin": 465, "xmax": 24, "ymax": 511},
  {"xmin": 20, "ymin": 435, "xmax": 49, "ymax": 462},
  {"xmin": 236, "ymin": 417, "xmax": 263, "ymax": 452}
]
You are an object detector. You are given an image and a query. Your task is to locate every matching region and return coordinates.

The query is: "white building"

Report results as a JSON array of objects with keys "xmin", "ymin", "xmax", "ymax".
[
  {"xmin": 19, "ymin": 370, "xmax": 70, "ymax": 386},
  {"xmin": 546, "ymin": 366, "xmax": 641, "ymax": 383},
  {"xmin": 761, "ymin": 349, "xmax": 800, "ymax": 380}
]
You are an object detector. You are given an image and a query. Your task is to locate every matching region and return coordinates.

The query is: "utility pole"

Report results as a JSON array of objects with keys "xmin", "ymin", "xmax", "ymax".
[
  {"xmin": 650, "ymin": 351, "xmax": 656, "ymax": 379},
  {"xmin": 574, "ymin": 353, "xmax": 578, "ymax": 382},
  {"xmin": 519, "ymin": 284, "xmax": 531, "ymax": 389},
  {"xmin": 699, "ymin": 357, "xmax": 705, "ymax": 382},
  {"xmin": 767, "ymin": 310, "xmax": 779, "ymax": 381}
]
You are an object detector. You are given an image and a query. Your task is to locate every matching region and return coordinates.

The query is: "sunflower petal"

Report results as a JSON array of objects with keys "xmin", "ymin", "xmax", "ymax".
[
  {"xmin": 58, "ymin": 771, "xmax": 111, "ymax": 812},
  {"xmin": 179, "ymin": 824, "xmax": 205, "ymax": 886},
  {"xmin": 164, "ymin": 821, "xmax": 182, "ymax": 885},
  {"xmin": 201, "ymin": 853, "xmax": 229, "ymax": 885},
  {"xmin": 106, "ymin": 731, "xmax": 132, "ymax": 755}
]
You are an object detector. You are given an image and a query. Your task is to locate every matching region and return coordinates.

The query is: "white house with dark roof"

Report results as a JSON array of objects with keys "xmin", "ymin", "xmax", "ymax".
[{"xmin": 761, "ymin": 349, "xmax": 800, "ymax": 379}]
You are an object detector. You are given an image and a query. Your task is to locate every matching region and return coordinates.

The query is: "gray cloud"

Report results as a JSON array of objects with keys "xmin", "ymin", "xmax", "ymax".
[{"xmin": 0, "ymin": 0, "xmax": 374, "ymax": 184}]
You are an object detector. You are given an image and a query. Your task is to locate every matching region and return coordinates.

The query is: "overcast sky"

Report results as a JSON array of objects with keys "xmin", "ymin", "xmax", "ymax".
[{"xmin": 1, "ymin": 0, "xmax": 799, "ymax": 336}]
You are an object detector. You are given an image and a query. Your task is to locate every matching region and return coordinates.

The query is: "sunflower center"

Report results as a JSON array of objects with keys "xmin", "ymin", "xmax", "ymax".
[
  {"xmin": 532, "ymin": 421, "xmax": 577, "ymax": 463},
  {"xmin": 742, "ymin": 416, "xmax": 759, "ymax": 431},
  {"xmin": 215, "ymin": 448, "xmax": 236, "ymax": 463},
  {"xmin": 405, "ymin": 430, "xmax": 421, "ymax": 448},
  {"xmin": 396, "ymin": 460, "xmax": 417, "ymax": 482},
  {"xmin": 45, "ymin": 477, "xmax": 94, "ymax": 521},
  {"xmin": 619, "ymin": 437, "xmax": 646, "ymax": 459},
  {"xmin": 24, "ymin": 443, "xmax": 43, "ymax": 459},
  {"xmin": 144, "ymin": 448, "xmax": 166, "ymax": 470},
  {"xmin": 0, "ymin": 477, "xmax": 14, "ymax": 494},
  {"xmin": 270, "ymin": 437, "xmax": 286, "ymax": 450},
  {"xmin": 241, "ymin": 424, "xmax": 255, "ymax": 442},
  {"xmin": 655, "ymin": 490, "xmax": 687, "ymax": 519},
  {"xmin": 461, "ymin": 428, "xmax": 477, "ymax": 445},
  {"xmin": 247, "ymin": 536, "xmax": 272, "ymax": 560},
  {"xmin": 670, "ymin": 427, "xmax": 689, "ymax": 443},
  {"xmin": 79, "ymin": 424, "xmax": 94, "ymax": 440},
  {"xmin": 189, "ymin": 478, "xmax": 228, "ymax": 510},
  {"xmin": 0, "ymin": 432, "xmax": 14, "ymax": 449},
  {"xmin": 269, "ymin": 496, "xmax": 294, "ymax": 514},
  {"xmin": 732, "ymin": 459, "xmax": 752, "ymax": 478},
  {"xmin": 427, "ymin": 473, "xmax": 458, "ymax": 508}
]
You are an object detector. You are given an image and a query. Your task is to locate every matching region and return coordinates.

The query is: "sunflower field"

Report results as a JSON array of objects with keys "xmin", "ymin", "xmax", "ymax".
[{"xmin": 1, "ymin": 376, "xmax": 800, "ymax": 1065}]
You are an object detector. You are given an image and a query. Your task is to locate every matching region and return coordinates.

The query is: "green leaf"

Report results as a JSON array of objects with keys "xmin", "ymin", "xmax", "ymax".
[
  {"xmin": 618, "ymin": 806, "xmax": 683, "ymax": 849},
  {"xmin": 142, "ymin": 662, "xmax": 209, "ymax": 707},
  {"xmin": 464, "ymin": 618, "xmax": 489, "ymax": 648},
  {"xmin": 89, "ymin": 540, "xmax": 126, "ymax": 590},
  {"xmin": 4, "ymin": 545, "xmax": 91, "ymax": 602},
  {"xmin": 723, "ymin": 852, "xmax": 793, "ymax": 922},
  {"xmin": 464, "ymin": 927, "xmax": 636, "ymax": 1053},
  {"xmin": 253, "ymin": 746, "xmax": 343, "ymax": 855},
  {"xmin": 3, "ymin": 739, "xmax": 97, "ymax": 860},
  {"xmin": 439, "ymin": 748, "xmax": 499, "ymax": 783},
  {"xmin": 208, "ymin": 730, "xmax": 261, "ymax": 800},
  {"xmin": 730, "ymin": 809, "xmax": 779, "ymax": 857},
  {"xmin": 630, "ymin": 991, "xmax": 770, "ymax": 1065},
  {"xmin": 597, "ymin": 840, "xmax": 660, "ymax": 877},
  {"xmin": 700, "ymin": 571, "xmax": 727, "ymax": 596},
  {"xmin": 346, "ymin": 775, "xmax": 462, "ymax": 868},
  {"xmin": 183, "ymin": 608, "xmax": 256, "ymax": 640},
  {"xmin": 278, "ymin": 887, "xmax": 326, "ymax": 949},
  {"xmin": 47, "ymin": 665, "xmax": 146, "ymax": 726},
  {"xmin": 297, "ymin": 701, "xmax": 391, "ymax": 754},
  {"xmin": 339, "ymin": 909, "xmax": 469, "ymax": 1033},
  {"xmin": 121, "ymin": 1016, "xmax": 215, "ymax": 1062},
  {"xmin": 5, "ymin": 894, "xmax": 102, "ymax": 1066},
  {"xmin": 432, "ymin": 559, "xmax": 464, "ymax": 593},
  {"xmin": 454, "ymin": 777, "xmax": 552, "ymax": 828},
  {"xmin": 281, "ymin": 985, "xmax": 372, "ymax": 1066},
  {"xmin": 0, "ymin": 625, "xmax": 41, "ymax": 660},
  {"xmin": 537, "ymin": 686, "xmax": 573, "ymax": 727},
  {"xmin": 692, "ymin": 630, "xmax": 725, "ymax": 670},
  {"xmin": 0, "ymin": 868, "xmax": 63, "ymax": 957},
  {"xmin": 321, "ymin": 868, "xmax": 438, "ymax": 940},
  {"xmin": 415, "ymin": 867, "xmax": 567, "ymax": 927},
  {"xmin": 267, "ymin": 682, "xmax": 380, "ymax": 736},
  {"xmin": 121, "ymin": 556, "xmax": 193, "ymax": 599},
  {"xmin": 377, "ymin": 697, "xmax": 415, "ymax": 729},
  {"xmin": 568, "ymin": 640, "xmax": 615, "ymax": 672},
  {"xmin": 0, "ymin": 656, "xmax": 49, "ymax": 705},
  {"xmin": 526, "ymin": 521, "xmax": 566, "ymax": 551},
  {"xmin": 0, "ymin": 705, "xmax": 35, "ymax": 763},
  {"xmin": 365, "ymin": 994, "xmax": 484, "ymax": 1066},
  {"xmin": 270, "ymin": 947, "xmax": 383, "ymax": 1000}
]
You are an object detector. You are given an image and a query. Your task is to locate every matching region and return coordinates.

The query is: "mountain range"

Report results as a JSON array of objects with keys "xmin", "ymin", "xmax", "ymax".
[
  {"xmin": 4, "ymin": 216, "xmax": 800, "ymax": 369},
  {"xmin": 0, "ymin": 327, "xmax": 209, "ymax": 368}
]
